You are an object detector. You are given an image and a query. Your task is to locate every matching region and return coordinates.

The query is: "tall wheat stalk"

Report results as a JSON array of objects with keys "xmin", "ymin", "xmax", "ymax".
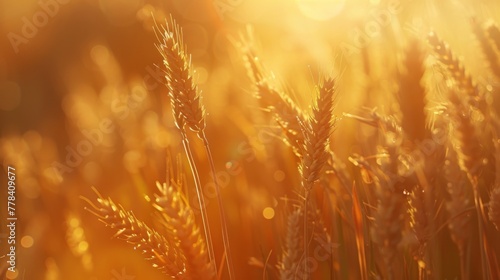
[
  {"xmin": 156, "ymin": 17, "xmax": 234, "ymax": 279},
  {"xmin": 155, "ymin": 17, "xmax": 217, "ymax": 277},
  {"xmin": 449, "ymin": 90, "xmax": 495, "ymax": 279},
  {"xmin": 299, "ymin": 77, "xmax": 336, "ymax": 278}
]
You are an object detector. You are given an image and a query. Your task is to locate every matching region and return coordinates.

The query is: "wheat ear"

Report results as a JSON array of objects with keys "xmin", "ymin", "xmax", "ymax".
[
  {"xmin": 156, "ymin": 17, "xmax": 218, "ymax": 277},
  {"xmin": 280, "ymin": 208, "xmax": 303, "ymax": 280},
  {"xmin": 486, "ymin": 22, "xmax": 500, "ymax": 52},
  {"xmin": 471, "ymin": 18, "xmax": 500, "ymax": 79},
  {"xmin": 449, "ymin": 90, "xmax": 495, "ymax": 279},
  {"xmin": 148, "ymin": 181, "xmax": 215, "ymax": 280},
  {"xmin": 82, "ymin": 188, "xmax": 186, "ymax": 278},
  {"xmin": 299, "ymin": 77, "xmax": 336, "ymax": 278},
  {"xmin": 427, "ymin": 32, "xmax": 479, "ymax": 98},
  {"xmin": 398, "ymin": 40, "xmax": 428, "ymax": 142},
  {"xmin": 242, "ymin": 46, "xmax": 305, "ymax": 156},
  {"xmin": 242, "ymin": 44, "xmax": 351, "ymax": 191},
  {"xmin": 157, "ymin": 17, "xmax": 234, "ymax": 279}
]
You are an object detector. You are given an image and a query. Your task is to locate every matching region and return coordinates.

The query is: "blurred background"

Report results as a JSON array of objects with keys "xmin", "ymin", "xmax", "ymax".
[{"xmin": 1, "ymin": 0, "xmax": 500, "ymax": 279}]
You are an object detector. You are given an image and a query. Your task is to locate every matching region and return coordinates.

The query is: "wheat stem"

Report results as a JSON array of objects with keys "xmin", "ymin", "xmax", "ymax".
[
  {"xmin": 180, "ymin": 132, "xmax": 217, "ymax": 276},
  {"xmin": 200, "ymin": 130, "xmax": 236, "ymax": 280}
]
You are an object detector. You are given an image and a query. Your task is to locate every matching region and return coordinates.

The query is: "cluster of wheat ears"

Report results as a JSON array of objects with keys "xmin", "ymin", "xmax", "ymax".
[{"xmin": 79, "ymin": 15, "xmax": 500, "ymax": 280}]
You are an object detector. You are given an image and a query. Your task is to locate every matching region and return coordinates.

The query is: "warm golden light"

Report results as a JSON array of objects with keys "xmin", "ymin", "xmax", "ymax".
[
  {"xmin": 3, "ymin": 0, "xmax": 500, "ymax": 279},
  {"xmin": 296, "ymin": 0, "xmax": 346, "ymax": 21}
]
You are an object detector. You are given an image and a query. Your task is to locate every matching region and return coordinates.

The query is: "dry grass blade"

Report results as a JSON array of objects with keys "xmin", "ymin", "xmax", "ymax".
[
  {"xmin": 148, "ymin": 181, "xmax": 215, "ymax": 280},
  {"xmin": 352, "ymin": 184, "xmax": 368, "ymax": 280},
  {"xmin": 82, "ymin": 188, "xmax": 186, "ymax": 278}
]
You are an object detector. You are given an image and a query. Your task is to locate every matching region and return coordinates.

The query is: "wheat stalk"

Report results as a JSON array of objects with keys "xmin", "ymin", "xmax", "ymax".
[
  {"xmin": 444, "ymin": 149, "xmax": 473, "ymax": 279},
  {"xmin": 448, "ymin": 89, "xmax": 496, "ymax": 279},
  {"xmin": 157, "ymin": 17, "xmax": 234, "ymax": 279},
  {"xmin": 299, "ymin": 76, "xmax": 336, "ymax": 278}
]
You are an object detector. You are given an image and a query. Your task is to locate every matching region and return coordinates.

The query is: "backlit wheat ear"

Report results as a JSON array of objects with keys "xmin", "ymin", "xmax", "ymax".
[
  {"xmin": 471, "ymin": 18, "xmax": 500, "ymax": 79},
  {"xmin": 427, "ymin": 32, "xmax": 479, "ymax": 98},
  {"xmin": 300, "ymin": 77, "xmax": 336, "ymax": 190},
  {"xmin": 242, "ymin": 46, "xmax": 306, "ymax": 157},
  {"xmin": 486, "ymin": 22, "xmax": 500, "ymax": 52},
  {"xmin": 280, "ymin": 208, "xmax": 303, "ymax": 280},
  {"xmin": 448, "ymin": 91, "xmax": 484, "ymax": 180},
  {"xmin": 156, "ymin": 17, "xmax": 205, "ymax": 133},
  {"xmin": 489, "ymin": 186, "xmax": 500, "ymax": 231},
  {"xmin": 299, "ymin": 76, "xmax": 336, "ymax": 278},
  {"xmin": 149, "ymin": 181, "xmax": 215, "ymax": 280},
  {"xmin": 448, "ymin": 90, "xmax": 495, "ymax": 278},
  {"xmin": 157, "ymin": 17, "xmax": 234, "ymax": 279},
  {"xmin": 398, "ymin": 40, "xmax": 428, "ymax": 142},
  {"xmin": 82, "ymin": 188, "xmax": 186, "ymax": 277},
  {"xmin": 371, "ymin": 180, "xmax": 405, "ymax": 280}
]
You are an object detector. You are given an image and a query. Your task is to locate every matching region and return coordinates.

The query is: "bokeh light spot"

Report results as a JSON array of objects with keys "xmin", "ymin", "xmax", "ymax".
[
  {"xmin": 21, "ymin": 235, "xmax": 34, "ymax": 248},
  {"xmin": 90, "ymin": 45, "xmax": 110, "ymax": 66},
  {"xmin": 273, "ymin": 170, "xmax": 285, "ymax": 182},
  {"xmin": 263, "ymin": 207, "xmax": 275, "ymax": 219},
  {"xmin": 6, "ymin": 269, "xmax": 18, "ymax": 279}
]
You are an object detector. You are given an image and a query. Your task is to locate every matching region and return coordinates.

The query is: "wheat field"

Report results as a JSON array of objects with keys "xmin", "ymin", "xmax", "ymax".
[{"xmin": 1, "ymin": 0, "xmax": 500, "ymax": 279}]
